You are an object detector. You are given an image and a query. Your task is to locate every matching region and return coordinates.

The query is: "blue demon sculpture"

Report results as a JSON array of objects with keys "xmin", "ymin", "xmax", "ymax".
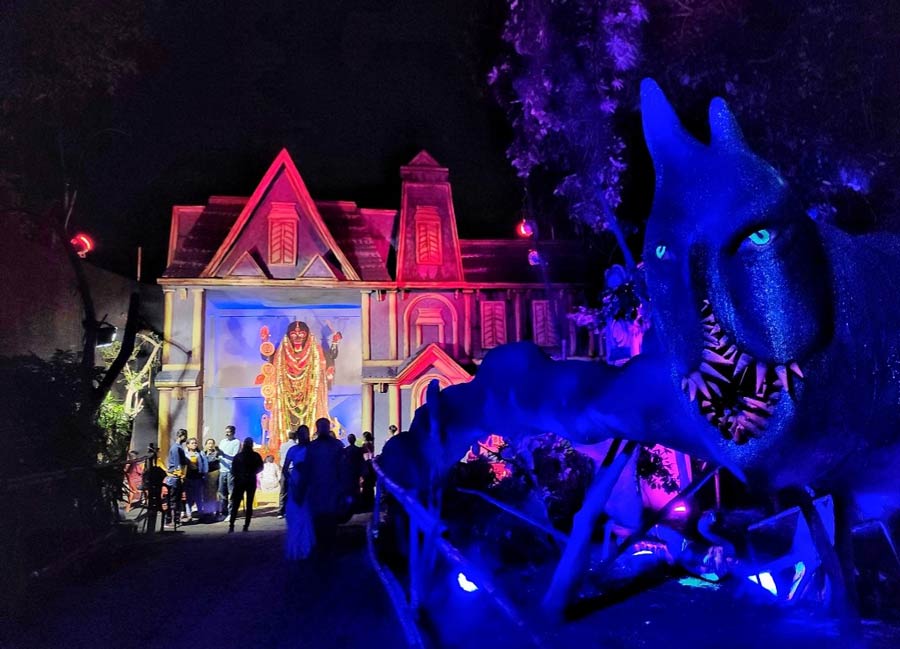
[{"xmin": 380, "ymin": 79, "xmax": 900, "ymax": 613}]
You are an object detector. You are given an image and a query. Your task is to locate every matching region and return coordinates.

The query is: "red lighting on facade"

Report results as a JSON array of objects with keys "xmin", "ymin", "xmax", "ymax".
[
  {"xmin": 516, "ymin": 218, "xmax": 536, "ymax": 238},
  {"xmin": 70, "ymin": 233, "xmax": 94, "ymax": 258}
]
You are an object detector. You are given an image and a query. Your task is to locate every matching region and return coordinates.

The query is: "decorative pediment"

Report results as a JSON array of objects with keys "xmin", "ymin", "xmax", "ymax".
[
  {"xmin": 406, "ymin": 150, "xmax": 442, "ymax": 168},
  {"xmin": 225, "ymin": 250, "xmax": 268, "ymax": 278},
  {"xmin": 202, "ymin": 149, "xmax": 360, "ymax": 281},
  {"xmin": 297, "ymin": 254, "xmax": 338, "ymax": 279},
  {"xmin": 395, "ymin": 342, "xmax": 471, "ymax": 386}
]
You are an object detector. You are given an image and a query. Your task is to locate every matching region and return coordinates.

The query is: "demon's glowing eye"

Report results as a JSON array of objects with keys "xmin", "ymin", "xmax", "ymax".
[
  {"xmin": 655, "ymin": 245, "xmax": 667, "ymax": 259},
  {"xmin": 748, "ymin": 229, "xmax": 771, "ymax": 245}
]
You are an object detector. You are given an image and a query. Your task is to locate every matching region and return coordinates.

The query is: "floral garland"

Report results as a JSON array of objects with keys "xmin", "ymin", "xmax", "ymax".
[{"xmin": 272, "ymin": 333, "xmax": 328, "ymax": 438}]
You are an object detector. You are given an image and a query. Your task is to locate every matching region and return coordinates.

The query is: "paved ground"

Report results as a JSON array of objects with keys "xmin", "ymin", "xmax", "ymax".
[
  {"xmin": 1, "ymin": 506, "xmax": 406, "ymax": 649},
  {"xmin": 4, "ymin": 500, "xmax": 898, "ymax": 649}
]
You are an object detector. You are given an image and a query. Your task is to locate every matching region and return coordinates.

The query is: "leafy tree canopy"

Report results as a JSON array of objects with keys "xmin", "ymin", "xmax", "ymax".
[{"xmin": 492, "ymin": 0, "xmax": 900, "ymax": 263}]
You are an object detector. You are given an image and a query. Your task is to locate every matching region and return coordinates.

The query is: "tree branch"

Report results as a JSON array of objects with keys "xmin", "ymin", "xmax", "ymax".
[{"xmin": 92, "ymin": 292, "xmax": 141, "ymax": 411}]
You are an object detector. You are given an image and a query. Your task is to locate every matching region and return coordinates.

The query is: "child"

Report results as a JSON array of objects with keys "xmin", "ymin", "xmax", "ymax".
[{"xmin": 259, "ymin": 454, "xmax": 281, "ymax": 492}]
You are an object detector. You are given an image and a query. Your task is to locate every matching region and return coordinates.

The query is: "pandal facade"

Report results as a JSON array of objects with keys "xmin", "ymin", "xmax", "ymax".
[{"xmin": 156, "ymin": 149, "xmax": 587, "ymax": 454}]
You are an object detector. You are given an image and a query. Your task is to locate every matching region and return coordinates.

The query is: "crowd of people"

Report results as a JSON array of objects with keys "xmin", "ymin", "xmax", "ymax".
[{"xmin": 137, "ymin": 419, "xmax": 382, "ymax": 554}]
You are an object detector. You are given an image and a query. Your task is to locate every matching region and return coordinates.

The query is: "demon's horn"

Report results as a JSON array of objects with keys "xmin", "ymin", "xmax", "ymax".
[
  {"xmin": 708, "ymin": 96, "xmax": 745, "ymax": 150},
  {"xmin": 640, "ymin": 78, "xmax": 701, "ymax": 181}
]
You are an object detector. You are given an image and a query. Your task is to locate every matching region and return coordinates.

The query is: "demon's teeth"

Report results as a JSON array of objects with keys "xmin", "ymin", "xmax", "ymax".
[
  {"xmin": 699, "ymin": 361, "xmax": 730, "ymax": 383},
  {"xmin": 789, "ymin": 361, "xmax": 804, "ymax": 378},
  {"xmin": 690, "ymin": 372, "xmax": 712, "ymax": 399},
  {"xmin": 722, "ymin": 345, "xmax": 738, "ymax": 361},
  {"xmin": 701, "ymin": 348, "xmax": 731, "ymax": 365},
  {"xmin": 740, "ymin": 410, "xmax": 768, "ymax": 428},
  {"xmin": 683, "ymin": 377, "xmax": 697, "ymax": 402},
  {"xmin": 740, "ymin": 395, "xmax": 771, "ymax": 412},
  {"xmin": 701, "ymin": 313, "xmax": 716, "ymax": 324},
  {"xmin": 734, "ymin": 353, "xmax": 754, "ymax": 377},
  {"xmin": 775, "ymin": 365, "xmax": 790, "ymax": 391},
  {"xmin": 755, "ymin": 362, "xmax": 768, "ymax": 396}
]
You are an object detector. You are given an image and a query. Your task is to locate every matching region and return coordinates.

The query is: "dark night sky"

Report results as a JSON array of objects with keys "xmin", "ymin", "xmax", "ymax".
[{"xmin": 78, "ymin": 1, "xmax": 522, "ymax": 279}]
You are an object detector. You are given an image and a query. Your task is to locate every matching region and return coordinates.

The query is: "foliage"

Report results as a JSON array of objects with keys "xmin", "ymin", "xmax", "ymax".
[
  {"xmin": 0, "ymin": 0, "xmax": 148, "ymax": 210},
  {"xmin": 640, "ymin": 0, "xmax": 900, "ymax": 232},
  {"xmin": 99, "ymin": 332, "xmax": 162, "ymax": 419},
  {"xmin": 490, "ymin": 0, "xmax": 649, "ymax": 236},
  {"xmin": 96, "ymin": 393, "xmax": 132, "ymax": 463},
  {"xmin": 498, "ymin": 432, "xmax": 596, "ymax": 531},
  {"xmin": 637, "ymin": 446, "xmax": 679, "ymax": 493},
  {"xmin": 493, "ymin": 0, "xmax": 900, "ymax": 263},
  {"xmin": 0, "ymin": 352, "xmax": 99, "ymax": 476}
]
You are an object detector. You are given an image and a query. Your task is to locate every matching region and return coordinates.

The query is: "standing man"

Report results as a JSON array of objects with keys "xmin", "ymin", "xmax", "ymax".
[
  {"xmin": 229, "ymin": 438, "xmax": 264, "ymax": 533},
  {"xmin": 343, "ymin": 434, "xmax": 365, "ymax": 513},
  {"xmin": 306, "ymin": 417, "xmax": 346, "ymax": 549},
  {"xmin": 277, "ymin": 428, "xmax": 299, "ymax": 519},
  {"xmin": 165, "ymin": 428, "xmax": 190, "ymax": 527},
  {"xmin": 218, "ymin": 425, "xmax": 241, "ymax": 519}
]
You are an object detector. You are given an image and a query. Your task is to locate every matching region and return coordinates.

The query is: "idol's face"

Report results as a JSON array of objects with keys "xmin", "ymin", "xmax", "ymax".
[{"xmin": 289, "ymin": 328, "xmax": 308, "ymax": 350}]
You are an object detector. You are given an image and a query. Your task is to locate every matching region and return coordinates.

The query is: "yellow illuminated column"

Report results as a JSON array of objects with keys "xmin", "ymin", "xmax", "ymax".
[
  {"xmin": 361, "ymin": 383, "xmax": 374, "ymax": 433},
  {"xmin": 387, "ymin": 383, "xmax": 401, "ymax": 430},
  {"xmin": 361, "ymin": 290, "xmax": 371, "ymax": 361},
  {"xmin": 190, "ymin": 288, "xmax": 205, "ymax": 368},
  {"xmin": 463, "ymin": 291, "xmax": 473, "ymax": 356},
  {"xmin": 187, "ymin": 387, "xmax": 202, "ymax": 438},
  {"xmin": 157, "ymin": 389, "xmax": 171, "ymax": 461},
  {"xmin": 162, "ymin": 289, "xmax": 174, "ymax": 364},
  {"xmin": 387, "ymin": 290, "xmax": 398, "ymax": 360}
]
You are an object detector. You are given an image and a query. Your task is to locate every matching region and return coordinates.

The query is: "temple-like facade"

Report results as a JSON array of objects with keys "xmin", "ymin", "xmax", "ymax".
[{"xmin": 157, "ymin": 150, "xmax": 587, "ymax": 454}]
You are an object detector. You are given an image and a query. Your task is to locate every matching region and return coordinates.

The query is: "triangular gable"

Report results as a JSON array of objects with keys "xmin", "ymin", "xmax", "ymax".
[
  {"xmin": 395, "ymin": 342, "xmax": 472, "ymax": 386},
  {"xmin": 225, "ymin": 250, "xmax": 268, "ymax": 278},
  {"xmin": 297, "ymin": 254, "xmax": 338, "ymax": 279},
  {"xmin": 406, "ymin": 150, "xmax": 442, "ymax": 167},
  {"xmin": 202, "ymin": 149, "xmax": 360, "ymax": 280}
]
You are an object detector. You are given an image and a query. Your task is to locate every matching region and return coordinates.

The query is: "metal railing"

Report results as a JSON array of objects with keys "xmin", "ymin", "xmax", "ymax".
[{"xmin": 368, "ymin": 459, "xmax": 543, "ymax": 649}]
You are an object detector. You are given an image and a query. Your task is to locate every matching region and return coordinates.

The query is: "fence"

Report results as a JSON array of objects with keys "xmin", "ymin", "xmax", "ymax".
[{"xmin": 368, "ymin": 458, "xmax": 543, "ymax": 649}]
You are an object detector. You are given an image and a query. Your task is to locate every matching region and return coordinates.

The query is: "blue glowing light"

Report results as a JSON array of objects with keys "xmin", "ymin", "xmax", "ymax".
[
  {"xmin": 678, "ymin": 576, "xmax": 720, "ymax": 590},
  {"xmin": 748, "ymin": 229, "xmax": 771, "ymax": 245},
  {"xmin": 527, "ymin": 249, "xmax": 543, "ymax": 266},
  {"xmin": 457, "ymin": 572, "xmax": 478, "ymax": 592},
  {"xmin": 655, "ymin": 244, "xmax": 667, "ymax": 259}
]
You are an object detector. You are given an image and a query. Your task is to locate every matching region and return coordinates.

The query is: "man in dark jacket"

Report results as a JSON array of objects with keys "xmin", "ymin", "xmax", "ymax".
[
  {"xmin": 343, "ymin": 434, "xmax": 365, "ymax": 513},
  {"xmin": 306, "ymin": 418, "xmax": 346, "ymax": 548},
  {"xmin": 229, "ymin": 438, "xmax": 264, "ymax": 532},
  {"xmin": 164, "ymin": 429, "xmax": 190, "ymax": 527}
]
